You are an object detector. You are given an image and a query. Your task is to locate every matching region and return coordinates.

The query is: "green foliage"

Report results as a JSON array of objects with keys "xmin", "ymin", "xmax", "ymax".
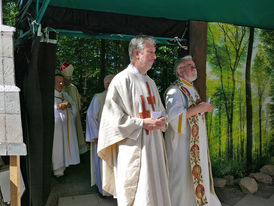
[
  {"xmin": 259, "ymin": 29, "xmax": 274, "ymax": 133},
  {"xmin": 56, "ymin": 36, "xmax": 127, "ymax": 103},
  {"xmin": 207, "ymin": 23, "xmax": 273, "ymax": 176},
  {"xmin": 207, "ymin": 23, "xmax": 249, "ymax": 161},
  {"xmin": 211, "ymin": 159, "xmax": 247, "ymax": 178},
  {"xmin": 149, "ymin": 44, "xmax": 180, "ymax": 101},
  {"xmin": 2, "ymin": 0, "xmax": 18, "ymax": 26}
]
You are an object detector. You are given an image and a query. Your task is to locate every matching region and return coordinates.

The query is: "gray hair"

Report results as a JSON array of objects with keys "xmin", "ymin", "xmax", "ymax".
[
  {"xmin": 104, "ymin": 74, "xmax": 115, "ymax": 84},
  {"xmin": 174, "ymin": 55, "xmax": 193, "ymax": 76},
  {"xmin": 128, "ymin": 35, "xmax": 156, "ymax": 62}
]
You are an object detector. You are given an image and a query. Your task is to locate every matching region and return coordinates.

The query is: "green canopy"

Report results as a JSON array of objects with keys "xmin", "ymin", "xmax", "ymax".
[
  {"xmin": 31, "ymin": 0, "xmax": 274, "ymax": 29},
  {"xmin": 17, "ymin": 0, "xmax": 274, "ymax": 44}
]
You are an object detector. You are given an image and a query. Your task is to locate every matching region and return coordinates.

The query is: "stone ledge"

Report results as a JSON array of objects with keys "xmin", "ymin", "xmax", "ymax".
[
  {"xmin": 0, "ymin": 142, "xmax": 27, "ymax": 156},
  {"xmin": 0, "ymin": 85, "xmax": 20, "ymax": 92},
  {"xmin": 0, "ymin": 25, "xmax": 15, "ymax": 32}
]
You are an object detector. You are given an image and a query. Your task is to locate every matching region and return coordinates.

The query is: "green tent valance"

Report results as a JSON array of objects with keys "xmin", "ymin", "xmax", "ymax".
[
  {"xmin": 17, "ymin": 0, "xmax": 274, "ymax": 45},
  {"xmin": 31, "ymin": 0, "xmax": 274, "ymax": 30}
]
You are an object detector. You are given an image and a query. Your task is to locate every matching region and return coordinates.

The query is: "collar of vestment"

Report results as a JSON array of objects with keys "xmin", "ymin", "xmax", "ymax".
[
  {"xmin": 179, "ymin": 77, "xmax": 193, "ymax": 87},
  {"xmin": 128, "ymin": 63, "xmax": 147, "ymax": 76},
  {"xmin": 55, "ymin": 90, "xmax": 63, "ymax": 99}
]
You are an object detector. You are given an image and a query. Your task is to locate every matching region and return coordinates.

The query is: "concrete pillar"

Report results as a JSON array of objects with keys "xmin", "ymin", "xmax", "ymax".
[{"xmin": 0, "ymin": 24, "xmax": 26, "ymax": 155}]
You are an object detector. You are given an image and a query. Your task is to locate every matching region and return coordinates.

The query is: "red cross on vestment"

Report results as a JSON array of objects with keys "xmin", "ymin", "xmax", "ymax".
[
  {"xmin": 146, "ymin": 82, "xmax": 155, "ymax": 111},
  {"xmin": 139, "ymin": 95, "xmax": 150, "ymax": 135}
]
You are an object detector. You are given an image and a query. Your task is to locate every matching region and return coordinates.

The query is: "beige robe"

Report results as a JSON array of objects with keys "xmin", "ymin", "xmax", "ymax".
[
  {"xmin": 165, "ymin": 79, "xmax": 221, "ymax": 206},
  {"xmin": 98, "ymin": 64, "xmax": 171, "ymax": 206},
  {"xmin": 63, "ymin": 84, "xmax": 87, "ymax": 154}
]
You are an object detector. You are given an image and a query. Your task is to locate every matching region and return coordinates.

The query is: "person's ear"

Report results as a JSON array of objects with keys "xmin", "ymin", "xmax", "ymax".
[{"xmin": 134, "ymin": 49, "xmax": 140, "ymax": 59}]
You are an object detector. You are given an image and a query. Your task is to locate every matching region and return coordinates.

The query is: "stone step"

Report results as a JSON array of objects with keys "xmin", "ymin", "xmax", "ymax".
[
  {"xmin": 58, "ymin": 194, "xmax": 117, "ymax": 206},
  {"xmin": 234, "ymin": 194, "xmax": 273, "ymax": 206}
]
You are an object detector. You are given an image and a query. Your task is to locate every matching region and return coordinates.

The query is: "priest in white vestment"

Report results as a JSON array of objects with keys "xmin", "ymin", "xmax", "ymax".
[
  {"xmin": 53, "ymin": 74, "xmax": 80, "ymax": 177},
  {"xmin": 165, "ymin": 56, "xmax": 222, "ymax": 206},
  {"xmin": 61, "ymin": 62, "xmax": 88, "ymax": 154},
  {"xmin": 86, "ymin": 74, "xmax": 114, "ymax": 195},
  {"xmin": 97, "ymin": 35, "xmax": 171, "ymax": 206}
]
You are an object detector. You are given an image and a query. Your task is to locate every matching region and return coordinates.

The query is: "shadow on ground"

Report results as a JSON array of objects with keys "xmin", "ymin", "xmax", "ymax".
[
  {"xmin": 46, "ymin": 151, "xmax": 274, "ymax": 206},
  {"xmin": 46, "ymin": 151, "xmax": 116, "ymax": 206}
]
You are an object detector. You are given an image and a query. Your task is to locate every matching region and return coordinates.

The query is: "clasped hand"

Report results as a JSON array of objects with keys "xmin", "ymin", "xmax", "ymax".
[
  {"xmin": 198, "ymin": 102, "xmax": 213, "ymax": 113},
  {"xmin": 57, "ymin": 101, "xmax": 71, "ymax": 110},
  {"xmin": 143, "ymin": 117, "xmax": 166, "ymax": 130}
]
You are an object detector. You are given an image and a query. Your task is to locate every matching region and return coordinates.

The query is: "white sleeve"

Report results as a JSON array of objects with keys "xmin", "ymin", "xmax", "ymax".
[
  {"xmin": 64, "ymin": 92, "xmax": 77, "ymax": 119},
  {"xmin": 85, "ymin": 96, "xmax": 101, "ymax": 142},
  {"xmin": 165, "ymin": 87, "xmax": 188, "ymax": 133}
]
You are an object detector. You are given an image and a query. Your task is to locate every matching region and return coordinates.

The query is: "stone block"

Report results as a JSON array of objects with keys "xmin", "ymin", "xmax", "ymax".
[
  {"xmin": 0, "ymin": 31, "xmax": 14, "ymax": 58},
  {"xmin": 249, "ymin": 172, "xmax": 272, "ymax": 184},
  {"xmin": 224, "ymin": 175, "xmax": 234, "ymax": 186},
  {"xmin": 5, "ymin": 114, "xmax": 23, "ymax": 143},
  {"xmin": 0, "ymin": 92, "xmax": 4, "ymax": 113},
  {"xmin": 7, "ymin": 143, "xmax": 26, "ymax": 155},
  {"xmin": 214, "ymin": 177, "xmax": 226, "ymax": 187},
  {"xmin": 3, "ymin": 57, "xmax": 15, "ymax": 86},
  {"xmin": 5, "ymin": 91, "xmax": 20, "ymax": 114},
  {"xmin": 239, "ymin": 177, "xmax": 258, "ymax": 194},
  {"xmin": 0, "ymin": 114, "xmax": 5, "ymax": 142},
  {"xmin": 260, "ymin": 165, "xmax": 274, "ymax": 177},
  {"xmin": 0, "ymin": 57, "xmax": 3, "ymax": 86}
]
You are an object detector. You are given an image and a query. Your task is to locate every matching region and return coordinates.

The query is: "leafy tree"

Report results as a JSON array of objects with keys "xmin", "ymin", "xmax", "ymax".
[
  {"xmin": 208, "ymin": 23, "xmax": 248, "ymax": 160},
  {"xmin": 245, "ymin": 27, "xmax": 254, "ymax": 171},
  {"xmin": 252, "ymin": 44, "xmax": 272, "ymax": 163},
  {"xmin": 2, "ymin": 0, "xmax": 18, "ymax": 26},
  {"xmin": 259, "ymin": 30, "xmax": 274, "ymax": 153}
]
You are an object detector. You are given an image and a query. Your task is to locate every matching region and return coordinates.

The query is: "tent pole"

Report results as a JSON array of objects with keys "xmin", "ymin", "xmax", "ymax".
[
  {"xmin": 37, "ymin": 0, "xmax": 51, "ymax": 24},
  {"xmin": 36, "ymin": 0, "xmax": 39, "ymax": 19}
]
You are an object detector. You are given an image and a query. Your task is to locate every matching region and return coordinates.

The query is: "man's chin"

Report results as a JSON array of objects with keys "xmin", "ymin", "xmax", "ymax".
[{"xmin": 191, "ymin": 76, "xmax": 197, "ymax": 82}]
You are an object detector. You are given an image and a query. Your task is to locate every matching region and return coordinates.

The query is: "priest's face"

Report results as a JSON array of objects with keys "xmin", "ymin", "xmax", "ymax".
[
  {"xmin": 137, "ymin": 40, "xmax": 157, "ymax": 72},
  {"xmin": 63, "ymin": 76, "xmax": 71, "ymax": 87},
  {"xmin": 178, "ymin": 60, "xmax": 197, "ymax": 83},
  {"xmin": 55, "ymin": 75, "xmax": 64, "ymax": 92}
]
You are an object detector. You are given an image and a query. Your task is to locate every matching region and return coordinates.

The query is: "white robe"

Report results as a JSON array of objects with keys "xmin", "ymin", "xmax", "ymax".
[
  {"xmin": 98, "ymin": 64, "xmax": 171, "ymax": 206},
  {"xmin": 52, "ymin": 90, "xmax": 80, "ymax": 176},
  {"xmin": 165, "ymin": 80, "xmax": 221, "ymax": 206},
  {"xmin": 63, "ymin": 84, "xmax": 87, "ymax": 154},
  {"xmin": 86, "ymin": 91, "xmax": 107, "ymax": 194}
]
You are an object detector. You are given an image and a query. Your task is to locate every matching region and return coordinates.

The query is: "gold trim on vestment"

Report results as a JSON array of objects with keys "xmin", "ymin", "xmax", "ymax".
[{"xmin": 178, "ymin": 113, "xmax": 183, "ymax": 133}]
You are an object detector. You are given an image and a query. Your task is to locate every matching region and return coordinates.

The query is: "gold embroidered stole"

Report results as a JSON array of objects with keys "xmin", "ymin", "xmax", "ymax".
[{"xmin": 174, "ymin": 80, "xmax": 208, "ymax": 206}]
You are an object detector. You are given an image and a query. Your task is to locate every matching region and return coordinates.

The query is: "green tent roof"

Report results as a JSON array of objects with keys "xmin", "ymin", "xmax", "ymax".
[
  {"xmin": 17, "ymin": 0, "xmax": 274, "ymax": 44},
  {"xmin": 37, "ymin": 0, "xmax": 274, "ymax": 30}
]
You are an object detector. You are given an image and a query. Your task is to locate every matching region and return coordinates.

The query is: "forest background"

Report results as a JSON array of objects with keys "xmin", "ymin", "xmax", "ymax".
[{"xmin": 3, "ymin": 0, "xmax": 274, "ymax": 178}]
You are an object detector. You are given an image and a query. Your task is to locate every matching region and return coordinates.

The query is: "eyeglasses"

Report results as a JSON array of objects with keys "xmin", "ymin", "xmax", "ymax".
[{"xmin": 179, "ymin": 65, "xmax": 197, "ymax": 70}]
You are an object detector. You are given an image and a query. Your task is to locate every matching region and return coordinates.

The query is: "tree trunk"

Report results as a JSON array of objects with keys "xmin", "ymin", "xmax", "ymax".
[
  {"xmin": 246, "ymin": 27, "xmax": 254, "ymax": 171},
  {"xmin": 259, "ymin": 95, "xmax": 262, "ymax": 164},
  {"xmin": 219, "ymin": 104, "xmax": 222, "ymax": 158}
]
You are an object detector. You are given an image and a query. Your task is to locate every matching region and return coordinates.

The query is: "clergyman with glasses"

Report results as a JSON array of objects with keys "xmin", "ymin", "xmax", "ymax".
[{"xmin": 164, "ymin": 55, "xmax": 222, "ymax": 206}]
